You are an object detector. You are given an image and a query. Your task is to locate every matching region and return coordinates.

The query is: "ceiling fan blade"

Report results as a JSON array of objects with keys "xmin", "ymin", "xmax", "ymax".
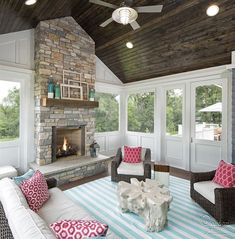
[
  {"xmin": 135, "ymin": 5, "xmax": 163, "ymax": 13},
  {"xmin": 89, "ymin": 0, "xmax": 118, "ymax": 9},
  {"xmin": 130, "ymin": 20, "xmax": 140, "ymax": 30},
  {"xmin": 100, "ymin": 17, "xmax": 113, "ymax": 27}
]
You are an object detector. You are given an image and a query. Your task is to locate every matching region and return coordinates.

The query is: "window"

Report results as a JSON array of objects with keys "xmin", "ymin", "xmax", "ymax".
[
  {"xmin": 166, "ymin": 89, "xmax": 183, "ymax": 136},
  {"xmin": 95, "ymin": 92, "xmax": 119, "ymax": 132},
  {"xmin": 128, "ymin": 92, "xmax": 154, "ymax": 133},
  {"xmin": 195, "ymin": 84, "xmax": 222, "ymax": 141},
  {"xmin": 0, "ymin": 80, "xmax": 20, "ymax": 142}
]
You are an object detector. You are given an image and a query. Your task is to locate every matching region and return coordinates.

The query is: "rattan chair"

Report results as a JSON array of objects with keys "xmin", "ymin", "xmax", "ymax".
[
  {"xmin": 190, "ymin": 170, "xmax": 235, "ymax": 225},
  {"xmin": 111, "ymin": 147, "xmax": 152, "ymax": 183}
]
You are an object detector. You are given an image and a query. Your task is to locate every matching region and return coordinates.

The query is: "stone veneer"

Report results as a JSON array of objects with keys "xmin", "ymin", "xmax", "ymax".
[{"xmin": 34, "ymin": 17, "xmax": 95, "ymax": 166}]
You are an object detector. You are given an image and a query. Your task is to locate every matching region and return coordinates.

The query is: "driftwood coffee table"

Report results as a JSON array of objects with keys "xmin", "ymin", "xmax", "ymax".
[{"xmin": 117, "ymin": 178, "xmax": 172, "ymax": 232}]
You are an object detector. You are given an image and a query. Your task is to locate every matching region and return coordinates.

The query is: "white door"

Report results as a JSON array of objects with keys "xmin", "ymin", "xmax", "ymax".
[
  {"xmin": 162, "ymin": 85, "xmax": 185, "ymax": 169},
  {"xmin": 190, "ymin": 80, "xmax": 227, "ymax": 172}
]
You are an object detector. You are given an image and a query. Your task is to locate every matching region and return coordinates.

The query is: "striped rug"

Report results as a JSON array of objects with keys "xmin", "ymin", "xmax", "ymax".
[{"xmin": 64, "ymin": 176, "xmax": 235, "ymax": 239}]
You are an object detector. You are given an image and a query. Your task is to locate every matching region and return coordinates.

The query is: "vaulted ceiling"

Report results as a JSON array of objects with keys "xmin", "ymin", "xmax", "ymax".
[{"xmin": 0, "ymin": 0, "xmax": 234, "ymax": 83}]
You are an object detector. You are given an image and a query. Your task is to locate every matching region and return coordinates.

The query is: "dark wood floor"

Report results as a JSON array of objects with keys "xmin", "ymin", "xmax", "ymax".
[{"xmin": 59, "ymin": 166, "xmax": 191, "ymax": 191}]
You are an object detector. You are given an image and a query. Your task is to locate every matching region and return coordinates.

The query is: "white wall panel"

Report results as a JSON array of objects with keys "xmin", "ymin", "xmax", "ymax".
[
  {"xmin": 195, "ymin": 144, "xmax": 221, "ymax": 168},
  {"xmin": 0, "ymin": 30, "xmax": 34, "ymax": 69},
  {"xmin": 108, "ymin": 135, "xmax": 121, "ymax": 151},
  {"xmin": 0, "ymin": 142, "xmax": 20, "ymax": 168}
]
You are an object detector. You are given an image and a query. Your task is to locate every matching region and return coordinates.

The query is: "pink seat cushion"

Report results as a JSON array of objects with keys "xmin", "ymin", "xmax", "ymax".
[
  {"xmin": 20, "ymin": 170, "xmax": 50, "ymax": 212},
  {"xmin": 123, "ymin": 146, "xmax": 142, "ymax": 163},
  {"xmin": 50, "ymin": 220, "xmax": 109, "ymax": 239},
  {"xmin": 213, "ymin": 160, "xmax": 235, "ymax": 187}
]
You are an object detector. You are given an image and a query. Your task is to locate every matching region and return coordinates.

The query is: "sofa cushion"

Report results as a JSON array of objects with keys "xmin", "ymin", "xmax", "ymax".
[
  {"xmin": 38, "ymin": 187, "xmax": 92, "ymax": 225},
  {"xmin": 122, "ymin": 146, "xmax": 146, "ymax": 161},
  {"xmin": 20, "ymin": 170, "xmax": 50, "ymax": 212},
  {"xmin": 193, "ymin": 180, "xmax": 223, "ymax": 204},
  {"xmin": 8, "ymin": 206, "xmax": 56, "ymax": 239},
  {"xmin": 50, "ymin": 220, "xmax": 108, "ymax": 239},
  {"xmin": 13, "ymin": 169, "xmax": 34, "ymax": 186},
  {"xmin": 0, "ymin": 178, "xmax": 28, "ymax": 218},
  {"xmin": 213, "ymin": 160, "xmax": 235, "ymax": 187},
  {"xmin": 117, "ymin": 162, "xmax": 144, "ymax": 176},
  {"xmin": 123, "ymin": 146, "xmax": 142, "ymax": 163}
]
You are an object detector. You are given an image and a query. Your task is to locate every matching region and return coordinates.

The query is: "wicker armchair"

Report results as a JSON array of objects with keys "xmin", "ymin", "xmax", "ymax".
[
  {"xmin": 111, "ymin": 147, "xmax": 152, "ymax": 183},
  {"xmin": 190, "ymin": 170, "xmax": 235, "ymax": 225}
]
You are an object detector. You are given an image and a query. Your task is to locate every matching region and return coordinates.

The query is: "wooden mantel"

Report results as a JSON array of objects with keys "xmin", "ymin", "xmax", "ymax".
[{"xmin": 41, "ymin": 97, "xmax": 99, "ymax": 108}]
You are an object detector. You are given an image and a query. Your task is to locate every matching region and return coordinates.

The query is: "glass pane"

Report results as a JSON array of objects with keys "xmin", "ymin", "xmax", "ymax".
[
  {"xmin": 0, "ymin": 80, "xmax": 20, "ymax": 142},
  {"xmin": 95, "ymin": 92, "xmax": 119, "ymax": 132},
  {"xmin": 128, "ymin": 92, "xmax": 154, "ymax": 133},
  {"xmin": 166, "ymin": 89, "xmax": 183, "ymax": 136},
  {"xmin": 195, "ymin": 84, "xmax": 222, "ymax": 141}
]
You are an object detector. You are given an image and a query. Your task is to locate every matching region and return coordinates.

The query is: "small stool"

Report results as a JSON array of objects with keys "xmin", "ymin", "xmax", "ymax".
[
  {"xmin": 154, "ymin": 162, "xmax": 170, "ymax": 187},
  {"xmin": 0, "ymin": 166, "xmax": 17, "ymax": 179}
]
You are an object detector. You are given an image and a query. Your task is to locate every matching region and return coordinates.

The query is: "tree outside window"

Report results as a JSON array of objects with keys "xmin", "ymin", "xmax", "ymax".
[
  {"xmin": 95, "ymin": 92, "xmax": 119, "ymax": 132},
  {"xmin": 0, "ymin": 81, "xmax": 20, "ymax": 142},
  {"xmin": 166, "ymin": 89, "xmax": 183, "ymax": 136},
  {"xmin": 128, "ymin": 92, "xmax": 154, "ymax": 133}
]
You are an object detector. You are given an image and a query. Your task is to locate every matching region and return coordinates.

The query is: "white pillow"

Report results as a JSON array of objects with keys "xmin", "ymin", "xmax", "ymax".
[
  {"xmin": 0, "ymin": 177, "xmax": 29, "ymax": 218},
  {"xmin": 121, "ymin": 146, "xmax": 147, "ymax": 161},
  {"xmin": 8, "ymin": 206, "xmax": 56, "ymax": 239}
]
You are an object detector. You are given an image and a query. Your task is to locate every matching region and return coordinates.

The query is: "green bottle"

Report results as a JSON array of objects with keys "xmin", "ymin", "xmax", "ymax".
[
  {"xmin": 55, "ymin": 82, "xmax": 61, "ymax": 99},
  {"xmin": 89, "ymin": 88, "xmax": 95, "ymax": 101},
  {"xmin": 48, "ymin": 75, "xmax": 54, "ymax": 99}
]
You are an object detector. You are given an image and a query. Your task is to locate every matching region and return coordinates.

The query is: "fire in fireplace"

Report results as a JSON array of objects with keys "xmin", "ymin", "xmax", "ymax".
[
  {"xmin": 52, "ymin": 125, "xmax": 86, "ymax": 161},
  {"xmin": 56, "ymin": 137, "xmax": 79, "ymax": 158}
]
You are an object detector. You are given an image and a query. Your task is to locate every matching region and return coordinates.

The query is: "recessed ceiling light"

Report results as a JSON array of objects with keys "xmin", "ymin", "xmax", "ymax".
[
  {"xmin": 25, "ymin": 0, "xmax": 37, "ymax": 6},
  {"xmin": 126, "ymin": 42, "xmax": 133, "ymax": 49},
  {"xmin": 206, "ymin": 5, "xmax": 219, "ymax": 17}
]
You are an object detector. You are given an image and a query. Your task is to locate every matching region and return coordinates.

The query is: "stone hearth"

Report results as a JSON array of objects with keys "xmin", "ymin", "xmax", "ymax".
[
  {"xmin": 30, "ymin": 154, "xmax": 112, "ymax": 186},
  {"xmin": 34, "ymin": 17, "xmax": 95, "ymax": 166}
]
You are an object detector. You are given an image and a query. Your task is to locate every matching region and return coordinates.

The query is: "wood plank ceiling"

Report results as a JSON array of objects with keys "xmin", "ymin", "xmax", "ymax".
[{"xmin": 0, "ymin": 0, "xmax": 234, "ymax": 83}]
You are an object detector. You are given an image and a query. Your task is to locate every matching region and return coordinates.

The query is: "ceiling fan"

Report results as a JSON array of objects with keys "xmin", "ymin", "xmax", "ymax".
[{"xmin": 89, "ymin": 0, "xmax": 163, "ymax": 30}]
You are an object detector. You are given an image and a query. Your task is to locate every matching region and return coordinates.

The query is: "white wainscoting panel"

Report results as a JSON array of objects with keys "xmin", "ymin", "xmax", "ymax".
[
  {"xmin": 95, "ymin": 132, "xmax": 122, "ymax": 155},
  {"xmin": 191, "ymin": 142, "xmax": 221, "ymax": 172},
  {"xmin": 0, "ymin": 141, "xmax": 20, "ymax": 168},
  {"xmin": 125, "ymin": 133, "xmax": 156, "ymax": 160},
  {"xmin": 0, "ymin": 30, "xmax": 34, "ymax": 69},
  {"xmin": 165, "ymin": 137, "xmax": 184, "ymax": 168}
]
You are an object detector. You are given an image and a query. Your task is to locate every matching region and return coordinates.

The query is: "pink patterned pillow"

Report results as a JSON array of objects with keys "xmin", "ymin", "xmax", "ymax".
[
  {"xmin": 50, "ymin": 220, "xmax": 109, "ymax": 239},
  {"xmin": 20, "ymin": 170, "xmax": 49, "ymax": 212},
  {"xmin": 213, "ymin": 160, "xmax": 235, "ymax": 187},
  {"xmin": 123, "ymin": 146, "xmax": 142, "ymax": 163}
]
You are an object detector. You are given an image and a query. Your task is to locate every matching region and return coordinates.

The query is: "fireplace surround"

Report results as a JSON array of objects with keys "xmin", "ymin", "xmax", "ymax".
[{"xmin": 34, "ymin": 17, "xmax": 95, "ymax": 165}]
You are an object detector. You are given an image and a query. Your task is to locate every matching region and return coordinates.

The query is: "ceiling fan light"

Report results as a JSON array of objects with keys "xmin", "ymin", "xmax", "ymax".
[
  {"xmin": 112, "ymin": 7, "xmax": 138, "ymax": 25},
  {"xmin": 119, "ymin": 8, "xmax": 131, "ymax": 25},
  {"xmin": 126, "ymin": 42, "xmax": 133, "ymax": 49},
  {"xmin": 206, "ymin": 5, "xmax": 219, "ymax": 16},
  {"xmin": 25, "ymin": 0, "xmax": 37, "ymax": 5}
]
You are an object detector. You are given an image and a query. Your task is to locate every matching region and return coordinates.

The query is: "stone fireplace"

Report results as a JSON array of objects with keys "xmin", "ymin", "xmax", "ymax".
[
  {"xmin": 34, "ymin": 17, "xmax": 95, "ymax": 166},
  {"xmin": 52, "ymin": 124, "xmax": 86, "ymax": 161}
]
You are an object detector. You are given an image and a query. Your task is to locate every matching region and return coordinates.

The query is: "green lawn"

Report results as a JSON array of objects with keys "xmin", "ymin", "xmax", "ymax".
[{"xmin": 0, "ymin": 137, "xmax": 18, "ymax": 142}]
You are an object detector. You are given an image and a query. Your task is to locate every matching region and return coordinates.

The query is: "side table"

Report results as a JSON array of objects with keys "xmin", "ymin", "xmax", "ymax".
[{"xmin": 154, "ymin": 162, "xmax": 170, "ymax": 187}]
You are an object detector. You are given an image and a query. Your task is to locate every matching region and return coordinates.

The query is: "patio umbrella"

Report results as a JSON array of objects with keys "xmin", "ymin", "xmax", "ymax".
[{"xmin": 199, "ymin": 102, "xmax": 222, "ymax": 112}]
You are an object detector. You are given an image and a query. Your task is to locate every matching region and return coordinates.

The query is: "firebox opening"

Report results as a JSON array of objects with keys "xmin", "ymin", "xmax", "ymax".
[{"xmin": 52, "ymin": 125, "xmax": 86, "ymax": 162}]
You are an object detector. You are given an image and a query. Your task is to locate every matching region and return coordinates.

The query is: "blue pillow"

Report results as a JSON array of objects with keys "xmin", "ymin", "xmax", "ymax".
[{"xmin": 13, "ymin": 169, "xmax": 35, "ymax": 185}]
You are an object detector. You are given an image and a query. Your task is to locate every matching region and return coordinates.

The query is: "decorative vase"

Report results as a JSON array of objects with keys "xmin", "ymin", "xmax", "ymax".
[
  {"xmin": 89, "ymin": 88, "xmax": 95, "ymax": 101},
  {"xmin": 48, "ymin": 75, "xmax": 54, "ymax": 99},
  {"xmin": 55, "ymin": 82, "xmax": 61, "ymax": 99}
]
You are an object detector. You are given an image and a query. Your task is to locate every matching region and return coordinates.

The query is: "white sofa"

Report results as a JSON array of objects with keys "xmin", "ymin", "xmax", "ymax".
[{"xmin": 0, "ymin": 177, "xmax": 116, "ymax": 239}]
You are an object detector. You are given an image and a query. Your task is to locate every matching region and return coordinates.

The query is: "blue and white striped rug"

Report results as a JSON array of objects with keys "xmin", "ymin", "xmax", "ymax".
[{"xmin": 64, "ymin": 176, "xmax": 235, "ymax": 239}]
